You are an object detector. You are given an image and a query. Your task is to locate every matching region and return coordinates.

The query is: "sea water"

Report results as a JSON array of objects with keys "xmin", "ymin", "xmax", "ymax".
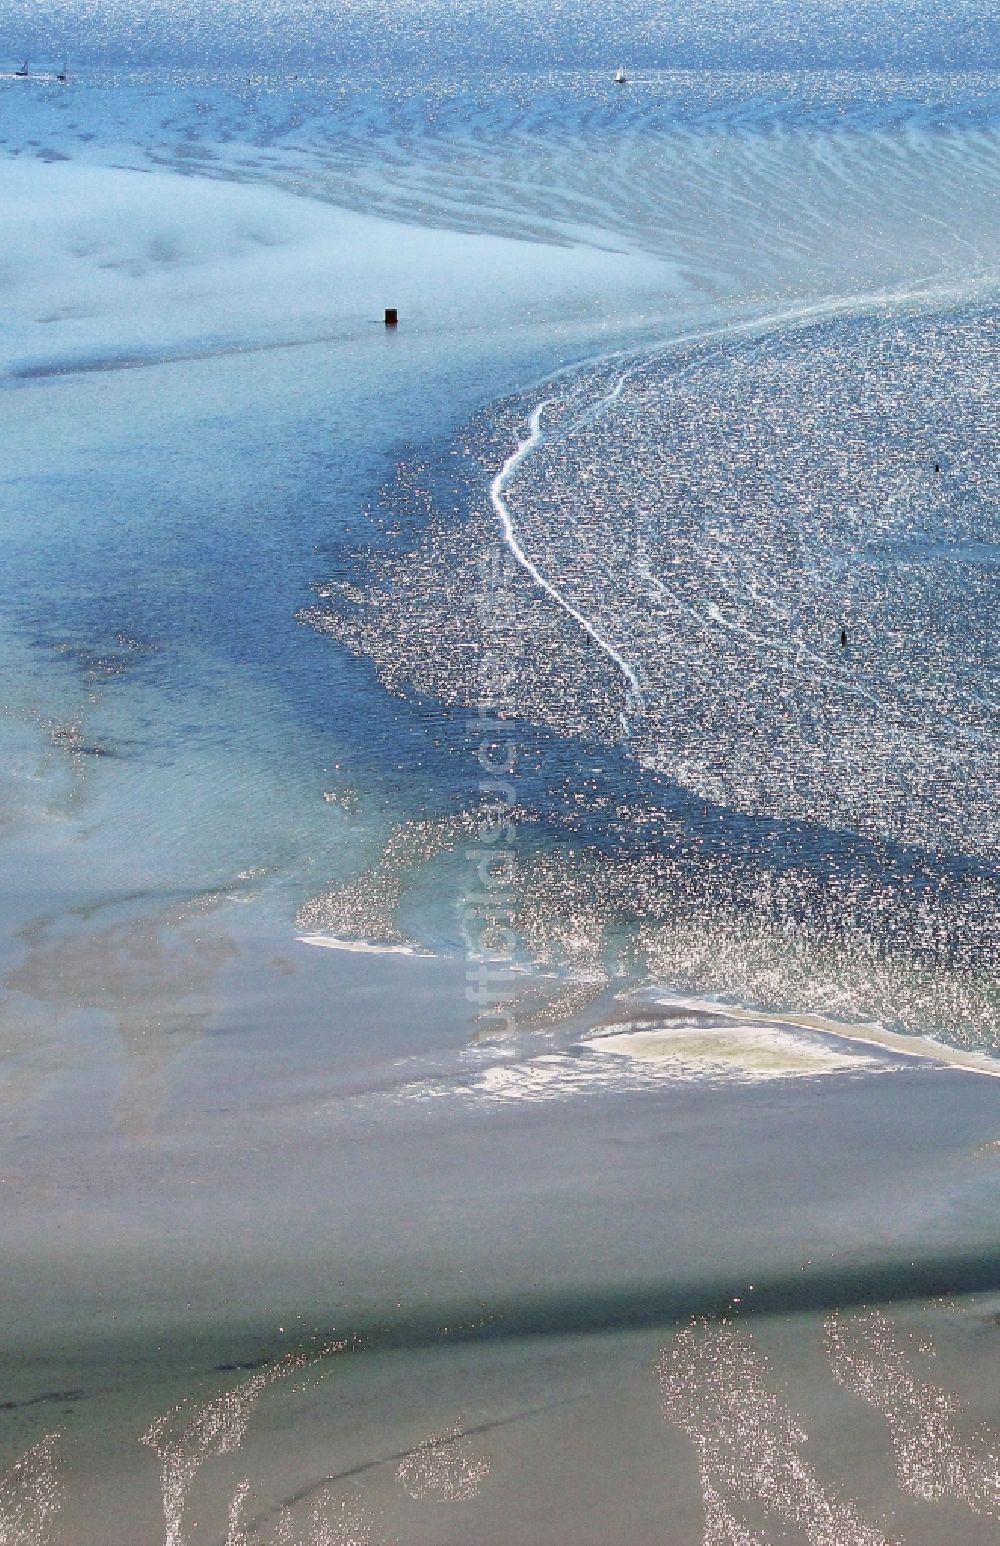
[
  {"xmin": 0, "ymin": 16, "xmax": 998, "ymax": 1546},
  {"xmin": 1, "ymin": 64, "xmax": 996, "ymax": 1047}
]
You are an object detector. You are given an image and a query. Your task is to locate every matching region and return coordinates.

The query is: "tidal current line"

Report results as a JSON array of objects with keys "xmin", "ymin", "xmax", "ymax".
[
  {"xmin": 488, "ymin": 398, "xmax": 646, "ymax": 718},
  {"xmin": 486, "ymin": 275, "xmax": 973, "ymax": 737}
]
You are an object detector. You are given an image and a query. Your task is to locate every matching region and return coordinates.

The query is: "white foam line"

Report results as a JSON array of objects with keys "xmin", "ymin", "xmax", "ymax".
[
  {"xmin": 489, "ymin": 398, "xmax": 646, "ymax": 717},
  {"xmin": 297, "ymin": 933, "xmax": 435, "ymax": 958},
  {"xmin": 641, "ymin": 562, "xmax": 878, "ymax": 718}
]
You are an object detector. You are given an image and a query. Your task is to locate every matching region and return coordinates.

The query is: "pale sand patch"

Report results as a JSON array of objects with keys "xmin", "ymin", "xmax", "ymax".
[
  {"xmin": 585, "ymin": 1023, "xmax": 875, "ymax": 1078},
  {"xmin": 633, "ymin": 994, "xmax": 1000, "ymax": 1079},
  {"xmin": 0, "ymin": 158, "xmax": 676, "ymax": 380},
  {"xmin": 394, "ymin": 1021, "xmax": 883, "ymax": 1108}
]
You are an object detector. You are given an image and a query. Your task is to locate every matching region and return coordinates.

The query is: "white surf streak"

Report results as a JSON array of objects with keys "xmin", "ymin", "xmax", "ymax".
[
  {"xmin": 297, "ymin": 933, "xmax": 435, "ymax": 957},
  {"xmin": 489, "ymin": 399, "xmax": 646, "ymax": 719}
]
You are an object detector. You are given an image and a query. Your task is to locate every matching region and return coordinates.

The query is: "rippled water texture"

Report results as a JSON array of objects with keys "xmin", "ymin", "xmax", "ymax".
[
  {"xmin": 303, "ymin": 304, "xmax": 999, "ymax": 1048},
  {"xmin": 4, "ymin": 66, "xmax": 994, "ymax": 1060},
  {"xmin": 2, "ymin": 69, "xmax": 997, "ymax": 302},
  {"xmin": 0, "ymin": 48, "xmax": 998, "ymax": 1542}
]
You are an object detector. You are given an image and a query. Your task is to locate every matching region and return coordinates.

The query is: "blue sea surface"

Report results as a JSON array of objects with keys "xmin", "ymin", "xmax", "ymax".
[
  {"xmin": 0, "ymin": 58, "xmax": 996, "ymax": 1043},
  {"xmin": 0, "ymin": 22, "xmax": 998, "ymax": 1544}
]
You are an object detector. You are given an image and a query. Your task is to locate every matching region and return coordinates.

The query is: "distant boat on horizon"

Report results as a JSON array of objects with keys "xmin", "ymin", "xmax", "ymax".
[
  {"xmin": 14, "ymin": 59, "xmax": 29, "ymax": 77},
  {"xmin": 614, "ymin": 66, "xmax": 627, "ymax": 85},
  {"xmin": 56, "ymin": 61, "xmax": 68, "ymax": 82}
]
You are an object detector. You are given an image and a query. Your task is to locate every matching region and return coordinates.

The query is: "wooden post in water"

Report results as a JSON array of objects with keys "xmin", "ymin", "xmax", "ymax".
[{"xmin": 384, "ymin": 307, "xmax": 398, "ymax": 327}]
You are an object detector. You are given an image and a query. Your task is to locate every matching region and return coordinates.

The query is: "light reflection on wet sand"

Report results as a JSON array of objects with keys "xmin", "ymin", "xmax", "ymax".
[{"xmin": 2, "ymin": 1298, "xmax": 998, "ymax": 1544}]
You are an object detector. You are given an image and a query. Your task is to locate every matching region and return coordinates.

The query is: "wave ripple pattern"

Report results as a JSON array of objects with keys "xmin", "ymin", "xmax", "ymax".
[{"xmin": 305, "ymin": 305, "xmax": 999, "ymax": 1049}]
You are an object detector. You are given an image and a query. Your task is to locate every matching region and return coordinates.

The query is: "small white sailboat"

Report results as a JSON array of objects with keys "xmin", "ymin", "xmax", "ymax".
[
  {"xmin": 56, "ymin": 61, "xmax": 68, "ymax": 83},
  {"xmin": 614, "ymin": 66, "xmax": 627, "ymax": 85}
]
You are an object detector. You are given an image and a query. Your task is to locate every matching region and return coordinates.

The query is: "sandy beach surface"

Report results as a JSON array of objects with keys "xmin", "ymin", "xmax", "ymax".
[{"xmin": 2, "ymin": 906, "xmax": 999, "ymax": 1541}]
